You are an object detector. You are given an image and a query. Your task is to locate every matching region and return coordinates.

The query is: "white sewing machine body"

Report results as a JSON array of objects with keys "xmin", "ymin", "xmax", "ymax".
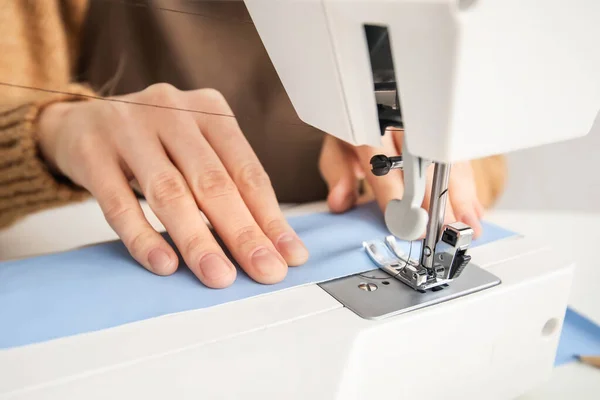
[
  {"xmin": 245, "ymin": 0, "xmax": 600, "ymax": 161},
  {"xmin": 1, "ymin": 234, "xmax": 572, "ymax": 399}
]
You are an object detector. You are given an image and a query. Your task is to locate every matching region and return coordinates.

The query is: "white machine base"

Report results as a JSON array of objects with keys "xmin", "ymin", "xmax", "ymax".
[{"xmin": 0, "ymin": 235, "xmax": 573, "ymax": 400}]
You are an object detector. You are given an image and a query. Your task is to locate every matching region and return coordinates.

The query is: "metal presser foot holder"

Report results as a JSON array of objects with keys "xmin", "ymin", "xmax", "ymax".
[
  {"xmin": 319, "ymin": 40, "xmax": 500, "ymax": 319},
  {"xmin": 318, "ymin": 156, "xmax": 501, "ymax": 320}
]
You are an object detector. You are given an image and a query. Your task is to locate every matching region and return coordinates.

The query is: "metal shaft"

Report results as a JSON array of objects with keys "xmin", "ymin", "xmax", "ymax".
[{"xmin": 420, "ymin": 162, "xmax": 451, "ymax": 270}]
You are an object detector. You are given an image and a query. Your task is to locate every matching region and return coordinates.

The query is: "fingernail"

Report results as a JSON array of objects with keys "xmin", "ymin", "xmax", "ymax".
[
  {"xmin": 277, "ymin": 234, "xmax": 309, "ymax": 266},
  {"xmin": 148, "ymin": 249, "xmax": 174, "ymax": 273},
  {"xmin": 198, "ymin": 254, "xmax": 233, "ymax": 282},
  {"xmin": 463, "ymin": 213, "xmax": 483, "ymax": 238},
  {"xmin": 251, "ymin": 247, "xmax": 287, "ymax": 277}
]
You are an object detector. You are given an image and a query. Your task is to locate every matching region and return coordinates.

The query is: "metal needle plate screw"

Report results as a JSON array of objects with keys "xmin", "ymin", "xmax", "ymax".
[{"xmin": 358, "ymin": 282, "xmax": 378, "ymax": 292}]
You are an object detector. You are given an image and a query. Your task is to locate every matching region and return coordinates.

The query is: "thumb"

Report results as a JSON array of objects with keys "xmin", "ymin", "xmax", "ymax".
[{"xmin": 319, "ymin": 136, "xmax": 361, "ymax": 213}]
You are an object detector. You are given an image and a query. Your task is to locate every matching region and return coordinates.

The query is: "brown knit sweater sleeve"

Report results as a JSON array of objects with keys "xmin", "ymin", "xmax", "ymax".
[
  {"xmin": 0, "ymin": 85, "xmax": 95, "ymax": 228},
  {"xmin": 0, "ymin": 0, "xmax": 92, "ymax": 228}
]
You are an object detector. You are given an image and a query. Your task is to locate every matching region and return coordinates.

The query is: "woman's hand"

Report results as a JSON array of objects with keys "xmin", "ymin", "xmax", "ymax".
[
  {"xmin": 319, "ymin": 130, "xmax": 484, "ymax": 238},
  {"xmin": 37, "ymin": 84, "xmax": 309, "ymax": 288}
]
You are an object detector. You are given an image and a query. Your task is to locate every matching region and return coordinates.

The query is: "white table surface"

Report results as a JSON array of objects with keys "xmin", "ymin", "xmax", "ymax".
[{"xmin": 1, "ymin": 199, "xmax": 599, "ymax": 399}]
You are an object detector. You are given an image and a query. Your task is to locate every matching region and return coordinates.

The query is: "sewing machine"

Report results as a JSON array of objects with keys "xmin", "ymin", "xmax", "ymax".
[
  {"xmin": 243, "ymin": 0, "xmax": 599, "ymax": 398},
  {"xmin": 1, "ymin": 1, "xmax": 599, "ymax": 399}
]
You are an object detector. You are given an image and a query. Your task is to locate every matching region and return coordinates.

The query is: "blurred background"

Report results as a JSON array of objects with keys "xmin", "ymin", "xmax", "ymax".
[{"xmin": 496, "ymin": 114, "xmax": 600, "ymax": 212}]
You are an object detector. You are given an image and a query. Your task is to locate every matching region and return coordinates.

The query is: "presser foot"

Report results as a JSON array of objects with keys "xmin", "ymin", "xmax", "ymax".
[
  {"xmin": 363, "ymin": 222, "xmax": 475, "ymax": 292},
  {"xmin": 363, "ymin": 236, "xmax": 449, "ymax": 291}
]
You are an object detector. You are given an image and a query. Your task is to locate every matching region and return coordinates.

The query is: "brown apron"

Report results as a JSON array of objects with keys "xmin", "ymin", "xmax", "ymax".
[{"xmin": 77, "ymin": 0, "xmax": 328, "ymax": 203}]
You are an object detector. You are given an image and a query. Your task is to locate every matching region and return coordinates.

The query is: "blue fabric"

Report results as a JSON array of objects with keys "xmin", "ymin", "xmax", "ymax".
[
  {"xmin": 0, "ymin": 202, "xmax": 547, "ymax": 350},
  {"xmin": 555, "ymin": 308, "xmax": 600, "ymax": 366}
]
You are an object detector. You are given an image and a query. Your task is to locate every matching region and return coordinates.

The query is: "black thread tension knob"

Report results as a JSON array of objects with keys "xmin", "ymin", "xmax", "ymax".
[{"xmin": 370, "ymin": 154, "xmax": 403, "ymax": 176}]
